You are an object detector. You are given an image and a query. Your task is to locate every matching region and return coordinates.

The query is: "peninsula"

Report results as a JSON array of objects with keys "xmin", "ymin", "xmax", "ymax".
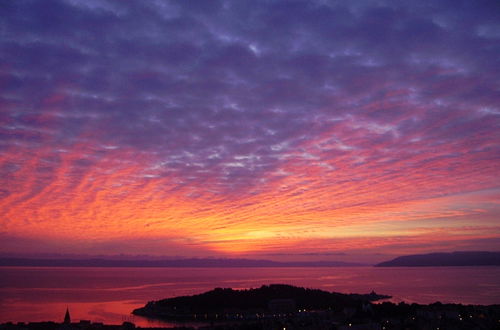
[
  {"xmin": 131, "ymin": 285, "xmax": 500, "ymax": 329},
  {"xmin": 375, "ymin": 251, "xmax": 500, "ymax": 267},
  {"xmin": 132, "ymin": 284, "xmax": 389, "ymax": 320}
]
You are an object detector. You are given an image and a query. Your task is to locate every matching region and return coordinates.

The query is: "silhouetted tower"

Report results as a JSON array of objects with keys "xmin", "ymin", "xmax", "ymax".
[{"xmin": 64, "ymin": 307, "xmax": 71, "ymax": 324}]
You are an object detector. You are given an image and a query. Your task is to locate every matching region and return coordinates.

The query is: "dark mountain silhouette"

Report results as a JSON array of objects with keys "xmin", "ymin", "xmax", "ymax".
[
  {"xmin": 0, "ymin": 257, "xmax": 362, "ymax": 267},
  {"xmin": 375, "ymin": 251, "xmax": 500, "ymax": 267}
]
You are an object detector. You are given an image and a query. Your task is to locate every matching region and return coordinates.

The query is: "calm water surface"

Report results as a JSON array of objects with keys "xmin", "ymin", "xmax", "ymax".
[{"xmin": 1, "ymin": 266, "xmax": 499, "ymax": 327}]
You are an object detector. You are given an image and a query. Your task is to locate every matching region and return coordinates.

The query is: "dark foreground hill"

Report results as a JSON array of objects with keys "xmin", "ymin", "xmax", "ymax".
[
  {"xmin": 375, "ymin": 251, "xmax": 500, "ymax": 267},
  {"xmin": 132, "ymin": 284, "xmax": 389, "ymax": 319}
]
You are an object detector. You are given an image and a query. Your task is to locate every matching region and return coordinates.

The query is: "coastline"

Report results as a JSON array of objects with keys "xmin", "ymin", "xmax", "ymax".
[
  {"xmin": 2, "ymin": 300, "xmax": 499, "ymax": 330},
  {"xmin": 2, "ymin": 266, "xmax": 500, "ymax": 327}
]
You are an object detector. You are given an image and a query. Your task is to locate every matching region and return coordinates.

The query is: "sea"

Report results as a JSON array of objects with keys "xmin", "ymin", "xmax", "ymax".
[{"xmin": 1, "ymin": 266, "xmax": 499, "ymax": 327}]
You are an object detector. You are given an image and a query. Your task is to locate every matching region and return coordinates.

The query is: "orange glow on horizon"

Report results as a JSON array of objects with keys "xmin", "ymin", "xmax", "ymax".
[{"xmin": 1, "ymin": 123, "xmax": 498, "ymax": 259}]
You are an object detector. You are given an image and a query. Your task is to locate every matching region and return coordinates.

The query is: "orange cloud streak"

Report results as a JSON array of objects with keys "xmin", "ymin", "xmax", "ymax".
[{"xmin": 1, "ymin": 125, "xmax": 498, "ymax": 258}]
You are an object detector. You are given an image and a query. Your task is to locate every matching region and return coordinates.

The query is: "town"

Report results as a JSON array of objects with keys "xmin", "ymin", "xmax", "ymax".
[{"xmin": 4, "ymin": 285, "xmax": 497, "ymax": 330}]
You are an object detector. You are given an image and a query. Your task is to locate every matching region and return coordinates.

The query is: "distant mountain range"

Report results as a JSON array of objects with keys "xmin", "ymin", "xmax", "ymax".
[
  {"xmin": 0, "ymin": 257, "xmax": 362, "ymax": 267},
  {"xmin": 375, "ymin": 251, "xmax": 500, "ymax": 267}
]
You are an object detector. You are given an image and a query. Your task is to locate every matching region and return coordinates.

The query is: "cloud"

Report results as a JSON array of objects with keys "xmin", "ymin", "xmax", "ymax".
[{"xmin": 0, "ymin": 0, "xmax": 499, "ymax": 257}]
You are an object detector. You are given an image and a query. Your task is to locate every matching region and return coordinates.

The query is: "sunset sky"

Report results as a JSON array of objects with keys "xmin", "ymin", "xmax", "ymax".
[{"xmin": 1, "ymin": 0, "xmax": 499, "ymax": 263}]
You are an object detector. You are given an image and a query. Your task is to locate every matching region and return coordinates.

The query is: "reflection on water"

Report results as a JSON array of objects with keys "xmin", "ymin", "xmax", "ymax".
[{"xmin": 1, "ymin": 266, "xmax": 499, "ymax": 326}]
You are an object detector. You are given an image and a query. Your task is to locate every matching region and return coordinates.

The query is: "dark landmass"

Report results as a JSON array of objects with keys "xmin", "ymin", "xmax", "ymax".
[
  {"xmin": 0, "ymin": 258, "xmax": 362, "ymax": 268},
  {"xmin": 0, "ymin": 321, "xmax": 189, "ymax": 330},
  {"xmin": 129, "ymin": 284, "xmax": 500, "ymax": 329},
  {"xmin": 2, "ymin": 286, "xmax": 499, "ymax": 330},
  {"xmin": 375, "ymin": 251, "xmax": 500, "ymax": 267},
  {"xmin": 132, "ymin": 284, "xmax": 390, "ymax": 319}
]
